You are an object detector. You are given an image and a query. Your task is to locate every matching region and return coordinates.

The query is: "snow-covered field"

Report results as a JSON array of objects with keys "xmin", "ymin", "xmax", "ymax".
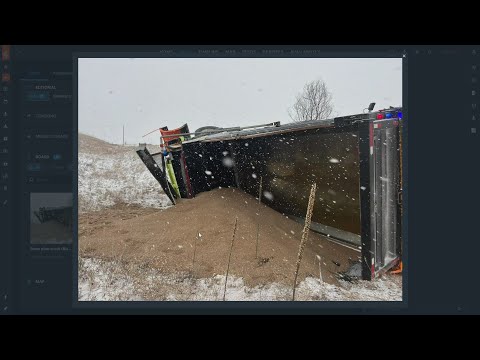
[
  {"xmin": 78, "ymin": 257, "xmax": 402, "ymax": 301},
  {"xmin": 78, "ymin": 141, "xmax": 171, "ymax": 213}
]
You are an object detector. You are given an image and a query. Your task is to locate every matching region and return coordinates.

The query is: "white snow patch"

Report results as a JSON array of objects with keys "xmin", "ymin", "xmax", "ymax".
[
  {"xmin": 78, "ymin": 257, "xmax": 143, "ymax": 301},
  {"xmin": 78, "ymin": 257, "xmax": 402, "ymax": 301}
]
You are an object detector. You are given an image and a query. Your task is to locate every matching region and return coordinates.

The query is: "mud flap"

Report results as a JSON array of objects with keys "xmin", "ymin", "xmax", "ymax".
[{"xmin": 136, "ymin": 146, "xmax": 176, "ymax": 205}]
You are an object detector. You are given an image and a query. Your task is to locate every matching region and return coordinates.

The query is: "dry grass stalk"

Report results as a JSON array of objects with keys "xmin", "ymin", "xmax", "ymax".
[
  {"xmin": 255, "ymin": 176, "xmax": 262, "ymax": 258},
  {"xmin": 255, "ymin": 223, "xmax": 260, "ymax": 259},
  {"xmin": 292, "ymin": 182, "xmax": 317, "ymax": 301},
  {"xmin": 223, "ymin": 217, "xmax": 238, "ymax": 301},
  {"xmin": 258, "ymin": 176, "xmax": 263, "ymax": 204},
  {"xmin": 192, "ymin": 231, "xmax": 199, "ymax": 273},
  {"xmin": 316, "ymin": 255, "xmax": 323, "ymax": 284}
]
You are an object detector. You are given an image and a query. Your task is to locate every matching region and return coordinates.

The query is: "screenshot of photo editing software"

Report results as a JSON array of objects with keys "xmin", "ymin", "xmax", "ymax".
[{"xmin": 0, "ymin": 44, "xmax": 478, "ymax": 315}]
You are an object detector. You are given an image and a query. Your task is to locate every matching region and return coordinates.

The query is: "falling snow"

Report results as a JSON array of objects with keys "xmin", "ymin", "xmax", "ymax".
[
  {"xmin": 222, "ymin": 157, "xmax": 234, "ymax": 167},
  {"xmin": 263, "ymin": 191, "xmax": 274, "ymax": 201}
]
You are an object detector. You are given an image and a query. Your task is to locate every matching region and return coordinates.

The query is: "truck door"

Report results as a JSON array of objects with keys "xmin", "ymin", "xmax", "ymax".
[{"xmin": 372, "ymin": 120, "xmax": 401, "ymax": 274}]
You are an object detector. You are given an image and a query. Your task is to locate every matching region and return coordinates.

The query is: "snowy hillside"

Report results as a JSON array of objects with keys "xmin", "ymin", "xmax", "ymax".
[{"xmin": 78, "ymin": 133, "xmax": 170, "ymax": 213}]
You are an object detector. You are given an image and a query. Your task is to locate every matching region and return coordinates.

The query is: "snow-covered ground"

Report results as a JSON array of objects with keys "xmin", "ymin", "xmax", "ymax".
[
  {"xmin": 78, "ymin": 147, "xmax": 171, "ymax": 213},
  {"xmin": 78, "ymin": 257, "xmax": 402, "ymax": 301}
]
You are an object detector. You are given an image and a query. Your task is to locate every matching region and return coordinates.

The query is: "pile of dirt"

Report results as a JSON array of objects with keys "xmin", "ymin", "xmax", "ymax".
[{"xmin": 80, "ymin": 187, "xmax": 360, "ymax": 287}]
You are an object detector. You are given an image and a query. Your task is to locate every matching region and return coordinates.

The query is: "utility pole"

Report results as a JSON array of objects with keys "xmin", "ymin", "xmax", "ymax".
[{"xmin": 123, "ymin": 124, "xmax": 125, "ymax": 146}]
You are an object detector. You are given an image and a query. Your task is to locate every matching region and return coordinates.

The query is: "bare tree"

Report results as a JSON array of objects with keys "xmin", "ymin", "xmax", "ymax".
[{"xmin": 289, "ymin": 79, "xmax": 334, "ymax": 122}]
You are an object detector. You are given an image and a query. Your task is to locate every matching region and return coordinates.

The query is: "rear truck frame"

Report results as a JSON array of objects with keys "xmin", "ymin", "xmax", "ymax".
[
  {"xmin": 137, "ymin": 108, "xmax": 403, "ymax": 280},
  {"xmin": 358, "ymin": 115, "xmax": 402, "ymax": 279}
]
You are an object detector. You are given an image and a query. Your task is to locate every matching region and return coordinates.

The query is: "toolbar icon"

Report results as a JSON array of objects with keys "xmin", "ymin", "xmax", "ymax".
[
  {"xmin": 1, "ymin": 45, "xmax": 10, "ymax": 61},
  {"xmin": 1, "ymin": 73, "xmax": 10, "ymax": 83}
]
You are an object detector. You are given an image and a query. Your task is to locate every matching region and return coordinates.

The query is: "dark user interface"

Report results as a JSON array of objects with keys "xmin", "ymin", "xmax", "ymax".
[{"xmin": 1, "ymin": 45, "xmax": 479, "ymax": 315}]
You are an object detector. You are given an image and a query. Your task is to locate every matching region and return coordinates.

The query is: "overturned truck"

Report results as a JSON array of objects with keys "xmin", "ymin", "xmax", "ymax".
[{"xmin": 137, "ymin": 108, "xmax": 403, "ymax": 280}]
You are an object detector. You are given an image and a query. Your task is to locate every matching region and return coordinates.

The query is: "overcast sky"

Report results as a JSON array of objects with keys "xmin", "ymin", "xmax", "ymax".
[{"xmin": 78, "ymin": 58, "xmax": 402, "ymax": 144}]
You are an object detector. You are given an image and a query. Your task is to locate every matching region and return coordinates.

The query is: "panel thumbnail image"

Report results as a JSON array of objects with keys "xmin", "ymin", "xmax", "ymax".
[{"xmin": 30, "ymin": 193, "xmax": 73, "ymax": 244}]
